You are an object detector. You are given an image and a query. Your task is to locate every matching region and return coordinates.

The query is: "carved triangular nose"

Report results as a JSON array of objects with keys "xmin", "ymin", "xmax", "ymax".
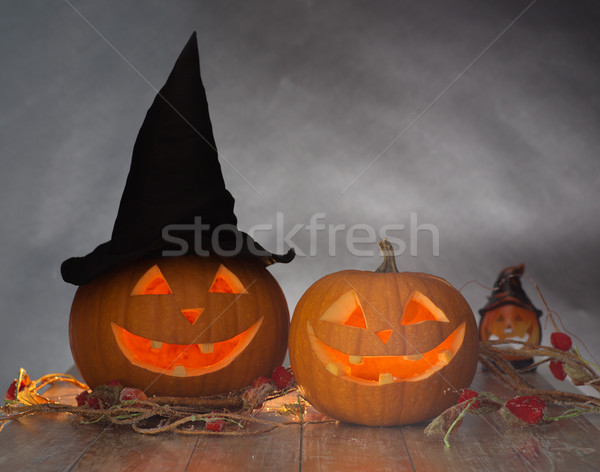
[
  {"xmin": 180, "ymin": 308, "xmax": 204, "ymax": 325},
  {"xmin": 376, "ymin": 329, "xmax": 393, "ymax": 344}
]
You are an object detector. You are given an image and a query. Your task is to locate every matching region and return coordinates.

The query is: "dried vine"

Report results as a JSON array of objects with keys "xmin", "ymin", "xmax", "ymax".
[
  {"xmin": 480, "ymin": 340, "xmax": 600, "ymax": 405},
  {"xmin": 1, "ymin": 368, "xmax": 333, "ymax": 436},
  {"xmin": 426, "ymin": 339, "xmax": 600, "ymax": 447}
]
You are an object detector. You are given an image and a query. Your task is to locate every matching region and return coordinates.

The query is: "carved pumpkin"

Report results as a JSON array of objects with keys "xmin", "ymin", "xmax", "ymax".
[
  {"xmin": 479, "ymin": 264, "xmax": 542, "ymax": 368},
  {"xmin": 69, "ymin": 255, "xmax": 289, "ymax": 397},
  {"xmin": 289, "ymin": 241, "xmax": 479, "ymax": 426}
]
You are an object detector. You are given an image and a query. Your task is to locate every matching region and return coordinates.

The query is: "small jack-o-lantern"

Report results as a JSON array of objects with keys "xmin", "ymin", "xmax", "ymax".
[
  {"xmin": 479, "ymin": 264, "xmax": 542, "ymax": 368},
  {"xmin": 289, "ymin": 241, "xmax": 479, "ymax": 426},
  {"xmin": 69, "ymin": 255, "xmax": 289, "ymax": 397}
]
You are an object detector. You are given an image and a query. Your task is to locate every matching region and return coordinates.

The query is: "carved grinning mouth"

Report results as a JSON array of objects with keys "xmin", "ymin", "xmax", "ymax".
[
  {"xmin": 111, "ymin": 317, "xmax": 263, "ymax": 377},
  {"xmin": 308, "ymin": 322, "xmax": 466, "ymax": 385},
  {"xmin": 487, "ymin": 333, "xmax": 530, "ymax": 351}
]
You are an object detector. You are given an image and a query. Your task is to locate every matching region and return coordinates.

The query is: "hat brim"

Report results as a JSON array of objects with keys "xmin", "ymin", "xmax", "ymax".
[{"xmin": 61, "ymin": 231, "xmax": 294, "ymax": 286}]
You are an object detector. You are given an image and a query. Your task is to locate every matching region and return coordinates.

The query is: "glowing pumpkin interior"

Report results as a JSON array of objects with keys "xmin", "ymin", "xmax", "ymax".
[
  {"xmin": 112, "ymin": 263, "xmax": 260, "ymax": 377},
  {"xmin": 310, "ymin": 290, "xmax": 465, "ymax": 385}
]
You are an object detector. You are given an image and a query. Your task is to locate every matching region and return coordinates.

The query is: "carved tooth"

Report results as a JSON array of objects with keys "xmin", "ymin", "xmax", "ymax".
[
  {"xmin": 406, "ymin": 353, "xmax": 423, "ymax": 361},
  {"xmin": 151, "ymin": 340, "xmax": 162, "ymax": 349},
  {"xmin": 173, "ymin": 365, "xmax": 187, "ymax": 377},
  {"xmin": 438, "ymin": 350, "xmax": 454, "ymax": 363},
  {"xmin": 378, "ymin": 373, "xmax": 394, "ymax": 385},
  {"xmin": 348, "ymin": 355, "xmax": 363, "ymax": 365},
  {"xmin": 326, "ymin": 363, "xmax": 341, "ymax": 376},
  {"xmin": 199, "ymin": 343, "xmax": 214, "ymax": 354}
]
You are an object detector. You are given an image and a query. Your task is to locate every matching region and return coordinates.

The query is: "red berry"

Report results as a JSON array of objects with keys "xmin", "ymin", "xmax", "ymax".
[
  {"xmin": 458, "ymin": 388, "xmax": 480, "ymax": 410},
  {"xmin": 505, "ymin": 396, "xmax": 545, "ymax": 424},
  {"xmin": 86, "ymin": 395, "xmax": 101, "ymax": 410},
  {"xmin": 76, "ymin": 390, "xmax": 106, "ymax": 409},
  {"xmin": 549, "ymin": 360, "xmax": 566, "ymax": 381},
  {"xmin": 271, "ymin": 367, "xmax": 294, "ymax": 390},
  {"xmin": 119, "ymin": 387, "xmax": 148, "ymax": 402},
  {"xmin": 251, "ymin": 376, "xmax": 272, "ymax": 389},
  {"xmin": 75, "ymin": 390, "xmax": 90, "ymax": 406},
  {"xmin": 206, "ymin": 417, "xmax": 225, "ymax": 432},
  {"xmin": 550, "ymin": 332, "xmax": 572, "ymax": 351},
  {"xmin": 107, "ymin": 379, "xmax": 122, "ymax": 386},
  {"xmin": 243, "ymin": 375, "xmax": 276, "ymax": 407}
]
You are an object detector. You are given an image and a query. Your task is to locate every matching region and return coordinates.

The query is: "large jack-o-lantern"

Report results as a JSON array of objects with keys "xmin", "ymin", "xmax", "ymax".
[
  {"xmin": 289, "ymin": 241, "xmax": 479, "ymax": 426},
  {"xmin": 62, "ymin": 34, "xmax": 293, "ymax": 397},
  {"xmin": 69, "ymin": 255, "xmax": 289, "ymax": 397}
]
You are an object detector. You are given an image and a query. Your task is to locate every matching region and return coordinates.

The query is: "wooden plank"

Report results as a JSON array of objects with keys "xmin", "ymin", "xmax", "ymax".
[
  {"xmin": 401, "ymin": 417, "xmax": 528, "ymax": 472},
  {"xmin": 401, "ymin": 368, "xmax": 529, "ymax": 472},
  {"xmin": 1, "ymin": 370, "xmax": 198, "ymax": 472},
  {"xmin": 187, "ymin": 425, "xmax": 301, "ymax": 471},
  {"xmin": 486, "ymin": 417, "xmax": 600, "ymax": 472},
  {"xmin": 301, "ymin": 421, "xmax": 414, "ymax": 472},
  {"xmin": 473, "ymin": 368, "xmax": 600, "ymax": 471},
  {"xmin": 187, "ymin": 391, "xmax": 302, "ymax": 470},
  {"xmin": 68, "ymin": 427, "xmax": 198, "ymax": 472},
  {"xmin": 298, "ymin": 367, "xmax": 600, "ymax": 472},
  {"xmin": 2, "ymin": 367, "xmax": 596, "ymax": 471},
  {"xmin": 0, "ymin": 369, "xmax": 99, "ymax": 470},
  {"xmin": 299, "ymin": 368, "xmax": 526, "ymax": 472},
  {"xmin": 0, "ymin": 413, "xmax": 103, "ymax": 472}
]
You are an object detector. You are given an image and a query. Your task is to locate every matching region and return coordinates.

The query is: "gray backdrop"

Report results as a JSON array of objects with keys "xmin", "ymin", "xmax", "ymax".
[{"xmin": 1, "ymin": 0, "xmax": 599, "ymax": 387}]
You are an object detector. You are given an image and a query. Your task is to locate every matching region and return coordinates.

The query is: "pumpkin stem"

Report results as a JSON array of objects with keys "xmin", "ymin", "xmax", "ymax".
[{"xmin": 375, "ymin": 239, "xmax": 399, "ymax": 273}]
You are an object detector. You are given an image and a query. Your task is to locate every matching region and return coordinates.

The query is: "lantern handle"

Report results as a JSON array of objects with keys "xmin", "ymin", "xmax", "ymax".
[{"xmin": 375, "ymin": 239, "xmax": 400, "ymax": 274}]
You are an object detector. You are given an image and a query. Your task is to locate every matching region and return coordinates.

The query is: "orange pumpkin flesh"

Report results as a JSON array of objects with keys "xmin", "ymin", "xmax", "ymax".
[
  {"xmin": 69, "ymin": 255, "xmax": 289, "ymax": 397},
  {"xmin": 111, "ymin": 317, "xmax": 262, "ymax": 376},
  {"xmin": 307, "ymin": 322, "xmax": 466, "ymax": 384},
  {"xmin": 289, "ymin": 240, "xmax": 479, "ymax": 426}
]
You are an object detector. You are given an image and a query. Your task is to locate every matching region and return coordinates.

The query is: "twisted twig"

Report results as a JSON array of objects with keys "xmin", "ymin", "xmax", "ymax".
[{"xmin": 479, "ymin": 341, "xmax": 600, "ymax": 408}]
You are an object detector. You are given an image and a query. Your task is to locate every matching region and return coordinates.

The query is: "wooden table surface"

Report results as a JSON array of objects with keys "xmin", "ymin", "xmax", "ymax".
[{"xmin": 1, "ymin": 367, "xmax": 598, "ymax": 472}]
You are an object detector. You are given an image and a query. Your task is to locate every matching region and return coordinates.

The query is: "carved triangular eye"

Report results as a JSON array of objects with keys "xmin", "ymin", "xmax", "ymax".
[
  {"xmin": 401, "ymin": 291, "xmax": 448, "ymax": 325},
  {"xmin": 208, "ymin": 265, "xmax": 247, "ymax": 294},
  {"xmin": 131, "ymin": 265, "xmax": 172, "ymax": 296},
  {"xmin": 320, "ymin": 290, "xmax": 368, "ymax": 329}
]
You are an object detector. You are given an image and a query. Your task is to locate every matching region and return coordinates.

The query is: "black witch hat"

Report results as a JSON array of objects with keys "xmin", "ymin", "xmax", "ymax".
[
  {"xmin": 61, "ymin": 33, "xmax": 293, "ymax": 286},
  {"xmin": 479, "ymin": 264, "xmax": 542, "ymax": 317}
]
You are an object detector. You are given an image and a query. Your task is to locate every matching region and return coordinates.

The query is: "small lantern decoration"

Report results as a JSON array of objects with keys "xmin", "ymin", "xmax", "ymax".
[
  {"xmin": 479, "ymin": 264, "xmax": 542, "ymax": 369},
  {"xmin": 289, "ymin": 240, "xmax": 479, "ymax": 426}
]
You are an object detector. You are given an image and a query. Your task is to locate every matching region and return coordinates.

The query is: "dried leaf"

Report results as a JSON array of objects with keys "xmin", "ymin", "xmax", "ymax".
[
  {"xmin": 278, "ymin": 399, "xmax": 306, "ymax": 418},
  {"xmin": 424, "ymin": 403, "xmax": 464, "ymax": 437},
  {"xmin": 563, "ymin": 361, "xmax": 593, "ymax": 386},
  {"xmin": 468, "ymin": 397, "xmax": 502, "ymax": 416}
]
